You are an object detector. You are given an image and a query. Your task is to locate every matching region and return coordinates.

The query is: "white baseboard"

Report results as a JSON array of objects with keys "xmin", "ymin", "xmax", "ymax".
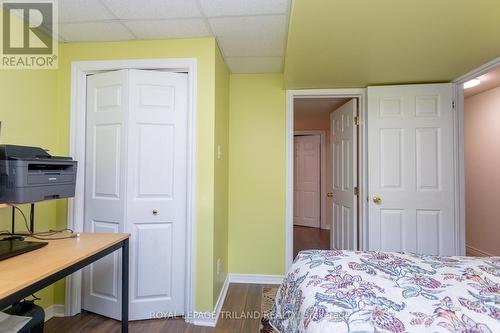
[
  {"xmin": 228, "ymin": 273, "xmax": 284, "ymax": 285},
  {"xmin": 45, "ymin": 304, "xmax": 65, "ymax": 322},
  {"xmin": 213, "ymin": 275, "xmax": 230, "ymax": 322},
  {"xmin": 466, "ymin": 244, "xmax": 494, "ymax": 257},
  {"xmin": 190, "ymin": 274, "xmax": 230, "ymax": 327},
  {"xmin": 189, "ymin": 312, "xmax": 218, "ymax": 327},
  {"xmin": 190, "ymin": 273, "xmax": 284, "ymax": 327}
]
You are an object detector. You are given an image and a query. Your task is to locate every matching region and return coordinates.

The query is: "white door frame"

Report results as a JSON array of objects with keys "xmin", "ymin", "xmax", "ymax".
[
  {"xmin": 286, "ymin": 89, "xmax": 367, "ymax": 269},
  {"xmin": 294, "ymin": 130, "xmax": 328, "ymax": 229},
  {"xmin": 452, "ymin": 56, "xmax": 500, "ymax": 256},
  {"xmin": 65, "ymin": 58, "xmax": 197, "ymax": 321}
]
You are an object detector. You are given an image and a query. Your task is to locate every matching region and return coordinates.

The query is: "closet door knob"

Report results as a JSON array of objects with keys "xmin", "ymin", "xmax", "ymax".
[
  {"xmin": 372, "ymin": 196, "xmax": 382, "ymax": 204},
  {"xmin": 152, "ymin": 209, "xmax": 158, "ymax": 215}
]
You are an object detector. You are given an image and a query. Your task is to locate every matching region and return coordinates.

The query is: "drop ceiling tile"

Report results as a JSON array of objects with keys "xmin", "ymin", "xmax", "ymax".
[
  {"xmin": 225, "ymin": 57, "xmax": 283, "ymax": 73},
  {"xmin": 59, "ymin": 22, "xmax": 135, "ymax": 42},
  {"xmin": 100, "ymin": 0, "xmax": 202, "ymax": 19},
  {"xmin": 217, "ymin": 34, "xmax": 284, "ymax": 57},
  {"xmin": 208, "ymin": 15, "xmax": 287, "ymax": 38},
  {"xmin": 59, "ymin": 0, "xmax": 114, "ymax": 23},
  {"xmin": 198, "ymin": 0, "xmax": 289, "ymax": 17},
  {"xmin": 123, "ymin": 19, "xmax": 210, "ymax": 39},
  {"xmin": 210, "ymin": 16, "xmax": 286, "ymax": 57}
]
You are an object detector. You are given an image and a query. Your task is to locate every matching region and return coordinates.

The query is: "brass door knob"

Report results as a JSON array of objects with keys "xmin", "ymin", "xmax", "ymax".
[
  {"xmin": 152, "ymin": 209, "xmax": 158, "ymax": 215},
  {"xmin": 327, "ymin": 192, "xmax": 334, "ymax": 198},
  {"xmin": 372, "ymin": 196, "xmax": 382, "ymax": 204}
]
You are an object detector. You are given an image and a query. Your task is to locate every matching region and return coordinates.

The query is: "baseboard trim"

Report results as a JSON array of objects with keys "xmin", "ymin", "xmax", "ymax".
[
  {"xmin": 189, "ymin": 313, "xmax": 218, "ymax": 327},
  {"xmin": 45, "ymin": 304, "xmax": 65, "ymax": 322},
  {"xmin": 466, "ymin": 244, "xmax": 494, "ymax": 257},
  {"xmin": 190, "ymin": 274, "xmax": 230, "ymax": 327},
  {"xmin": 228, "ymin": 273, "xmax": 284, "ymax": 285},
  {"xmin": 213, "ymin": 275, "xmax": 230, "ymax": 322},
  {"xmin": 190, "ymin": 273, "xmax": 284, "ymax": 327}
]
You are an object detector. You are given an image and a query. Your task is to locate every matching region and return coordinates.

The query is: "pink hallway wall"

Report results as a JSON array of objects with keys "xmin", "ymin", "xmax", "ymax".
[
  {"xmin": 295, "ymin": 112, "xmax": 330, "ymax": 130},
  {"xmin": 294, "ymin": 111, "xmax": 331, "ymax": 230},
  {"xmin": 465, "ymin": 86, "xmax": 500, "ymax": 256}
]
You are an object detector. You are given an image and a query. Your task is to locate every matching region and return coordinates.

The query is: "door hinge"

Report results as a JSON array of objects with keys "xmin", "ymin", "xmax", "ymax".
[
  {"xmin": 354, "ymin": 116, "xmax": 360, "ymax": 126},
  {"xmin": 354, "ymin": 187, "xmax": 359, "ymax": 196},
  {"xmin": 452, "ymin": 101, "xmax": 455, "ymax": 109}
]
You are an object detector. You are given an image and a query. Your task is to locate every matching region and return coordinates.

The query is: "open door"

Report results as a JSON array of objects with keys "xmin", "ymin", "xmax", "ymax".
[
  {"xmin": 367, "ymin": 84, "xmax": 457, "ymax": 255},
  {"xmin": 330, "ymin": 99, "xmax": 358, "ymax": 250}
]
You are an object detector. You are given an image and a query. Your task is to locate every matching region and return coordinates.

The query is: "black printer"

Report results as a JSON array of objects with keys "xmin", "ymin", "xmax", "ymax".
[{"xmin": 0, "ymin": 145, "xmax": 77, "ymax": 204}]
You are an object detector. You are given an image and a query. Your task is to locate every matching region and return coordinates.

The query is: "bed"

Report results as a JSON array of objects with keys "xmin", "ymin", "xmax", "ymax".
[{"xmin": 270, "ymin": 250, "xmax": 500, "ymax": 333}]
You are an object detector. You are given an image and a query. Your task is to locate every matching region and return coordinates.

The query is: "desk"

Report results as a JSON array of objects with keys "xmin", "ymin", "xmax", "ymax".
[{"xmin": 0, "ymin": 233, "xmax": 130, "ymax": 333}]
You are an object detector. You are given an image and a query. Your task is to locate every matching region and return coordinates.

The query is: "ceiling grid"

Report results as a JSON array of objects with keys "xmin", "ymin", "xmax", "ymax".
[{"xmin": 58, "ymin": 0, "xmax": 291, "ymax": 73}]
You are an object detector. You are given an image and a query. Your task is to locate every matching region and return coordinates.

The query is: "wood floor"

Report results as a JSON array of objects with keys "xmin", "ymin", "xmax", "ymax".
[
  {"xmin": 45, "ymin": 283, "xmax": 277, "ymax": 333},
  {"xmin": 293, "ymin": 225, "xmax": 330, "ymax": 258}
]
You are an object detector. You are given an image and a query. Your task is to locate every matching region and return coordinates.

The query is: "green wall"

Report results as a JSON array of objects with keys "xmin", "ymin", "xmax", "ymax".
[
  {"xmin": 227, "ymin": 74, "xmax": 286, "ymax": 275},
  {"xmin": 213, "ymin": 45, "xmax": 230, "ymax": 302},
  {"xmin": 0, "ymin": 70, "xmax": 63, "ymax": 309}
]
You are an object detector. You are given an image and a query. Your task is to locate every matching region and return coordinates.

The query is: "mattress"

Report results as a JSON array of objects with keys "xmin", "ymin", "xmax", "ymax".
[{"xmin": 271, "ymin": 250, "xmax": 500, "ymax": 333}]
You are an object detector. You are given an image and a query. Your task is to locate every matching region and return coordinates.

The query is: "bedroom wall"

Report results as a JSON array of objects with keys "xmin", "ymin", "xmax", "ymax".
[
  {"xmin": 213, "ymin": 44, "xmax": 230, "ymax": 302},
  {"xmin": 464, "ymin": 86, "xmax": 500, "ymax": 256},
  {"xmin": 294, "ymin": 111, "xmax": 330, "ymax": 130},
  {"xmin": 0, "ymin": 69, "xmax": 61, "ymax": 309},
  {"xmin": 228, "ymin": 74, "xmax": 286, "ymax": 275}
]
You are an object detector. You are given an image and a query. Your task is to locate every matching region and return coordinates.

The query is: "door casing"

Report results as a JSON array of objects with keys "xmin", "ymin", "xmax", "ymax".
[
  {"xmin": 66, "ymin": 59, "xmax": 197, "ymax": 323},
  {"xmin": 286, "ymin": 89, "xmax": 367, "ymax": 270},
  {"xmin": 285, "ymin": 82, "xmax": 471, "ymax": 269}
]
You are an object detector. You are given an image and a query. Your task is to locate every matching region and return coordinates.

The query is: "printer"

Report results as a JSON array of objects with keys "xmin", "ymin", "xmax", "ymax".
[{"xmin": 0, "ymin": 145, "xmax": 77, "ymax": 204}]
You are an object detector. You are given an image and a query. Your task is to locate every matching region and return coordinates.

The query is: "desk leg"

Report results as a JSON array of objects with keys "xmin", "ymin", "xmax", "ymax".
[{"xmin": 121, "ymin": 239, "xmax": 129, "ymax": 333}]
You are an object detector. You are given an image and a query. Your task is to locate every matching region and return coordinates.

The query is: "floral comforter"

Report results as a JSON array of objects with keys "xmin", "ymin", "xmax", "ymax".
[{"xmin": 271, "ymin": 250, "xmax": 499, "ymax": 333}]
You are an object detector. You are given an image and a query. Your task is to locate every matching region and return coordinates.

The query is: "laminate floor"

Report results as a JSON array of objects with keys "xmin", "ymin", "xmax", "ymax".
[
  {"xmin": 293, "ymin": 225, "xmax": 330, "ymax": 259},
  {"xmin": 45, "ymin": 283, "xmax": 278, "ymax": 333}
]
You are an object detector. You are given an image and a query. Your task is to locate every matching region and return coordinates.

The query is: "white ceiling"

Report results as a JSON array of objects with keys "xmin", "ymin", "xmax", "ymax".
[{"xmin": 58, "ymin": 0, "xmax": 291, "ymax": 74}]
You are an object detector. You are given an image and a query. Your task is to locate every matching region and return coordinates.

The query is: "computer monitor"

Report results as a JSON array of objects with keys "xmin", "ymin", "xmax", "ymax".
[{"xmin": 0, "ymin": 239, "xmax": 48, "ymax": 261}]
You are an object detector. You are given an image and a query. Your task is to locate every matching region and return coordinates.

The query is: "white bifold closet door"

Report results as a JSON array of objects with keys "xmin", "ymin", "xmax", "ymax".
[
  {"xmin": 367, "ymin": 84, "xmax": 456, "ymax": 255},
  {"xmin": 83, "ymin": 69, "xmax": 188, "ymax": 320}
]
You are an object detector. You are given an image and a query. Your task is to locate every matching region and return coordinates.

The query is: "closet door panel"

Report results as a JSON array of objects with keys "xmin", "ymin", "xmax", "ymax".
[
  {"xmin": 126, "ymin": 70, "xmax": 188, "ymax": 319},
  {"xmin": 83, "ymin": 70, "xmax": 129, "ymax": 320}
]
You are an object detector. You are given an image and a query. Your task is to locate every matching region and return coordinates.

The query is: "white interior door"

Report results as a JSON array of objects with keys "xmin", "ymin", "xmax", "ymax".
[
  {"xmin": 367, "ymin": 84, "xmax": 456, "ymax": 255},
  {"xmin": 126, "ymin": 70, "xmax": 187, "ymax": 319},
  {"xmin": 294, "ymin": 135, "xmax": 321, "ymax": 228},
  {"xmin": 83, "ymin": 69, "xmax": 188, "ymax": 321},
  {"xmin": 83, "ymin": 70, "xmax": 129, "ymax": 320},
  {"xmin": 330, "ymin": 99, "xmax": 357, "ymax": 250}
]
